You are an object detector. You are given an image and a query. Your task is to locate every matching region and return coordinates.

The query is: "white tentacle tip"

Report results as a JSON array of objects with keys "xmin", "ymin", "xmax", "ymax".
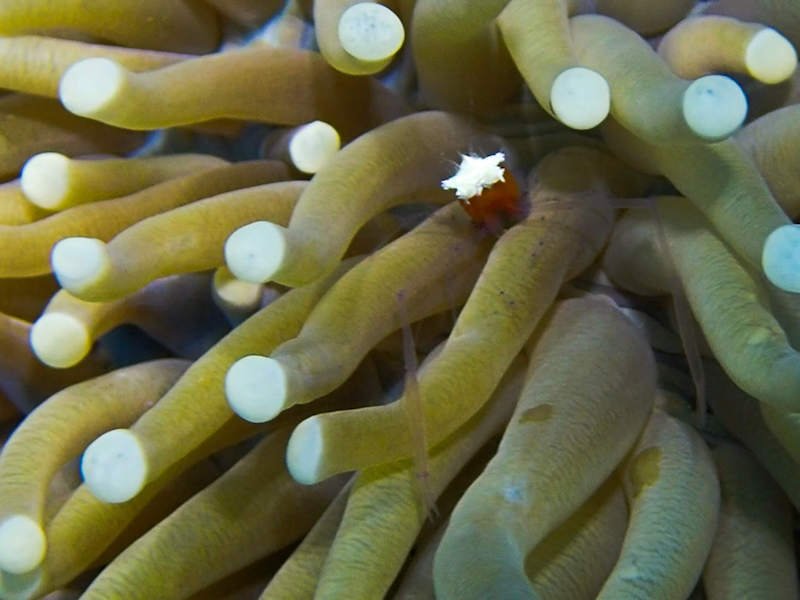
[
  {"xmin": 30, "ymin": 313, "xmax": 91, "ymax": 369},
  {"xmin": 550, "ymin": 67, "xmax": 610, "ymax": 130},
  {"xmin": 745, "ymin": 28, "xmax": 797, "ymax": 84},
  {"xmin": 212, "ymin": 267, "xmax": 263, "ymax": 312},
  {"xmin": 59, "ymin": 57, "xmax": 127, "ymax": 117},
  {"xmin": 289, "ymin": 121, "xmax": 341, "ymax": 174},
  {"xmin": 225, "ymin": 355, "xmax": 290, "ymax": 423},
  {"xmin": 0, "ymin": 516, "xmax": 46, "ymax": 574},
  {"xmin": 20, "ymin": 153, "xmax": 70, "ymax": 211},
  {"xmin": 338, "ymin": 2, "xmax": 405, "ymax": 63},
  {"xmin": 81, "ymin": 429, "xmax": 147, "ymax": 504},
  {"xmin": 286, "ymin": 417, "xmax": 324, "ymax": 484},
  {"xmin": 682, "ymin": 75, "xmax": 747, "ymax": 141},
  {"xmin": 51, "ymin": 237, "xmax": 111, "ymax": 294},
  {"xmin": 224, "ymin": 221, "xmax": 288, "ymax": 284},
  {"xmin": 763, "ymin": 224, "xmax": 800, "ymax": 292}
]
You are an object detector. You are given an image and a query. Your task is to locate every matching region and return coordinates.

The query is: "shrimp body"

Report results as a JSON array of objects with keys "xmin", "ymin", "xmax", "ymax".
[{"xmin": 442, "ymin": 152, "xmax": 523, "ymax": 230}]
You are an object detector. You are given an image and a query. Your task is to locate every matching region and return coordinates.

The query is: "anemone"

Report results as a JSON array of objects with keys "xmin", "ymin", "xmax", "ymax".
[{"xmin": 0, "ymin": 1, "xmax": 798, "ymax": 599}]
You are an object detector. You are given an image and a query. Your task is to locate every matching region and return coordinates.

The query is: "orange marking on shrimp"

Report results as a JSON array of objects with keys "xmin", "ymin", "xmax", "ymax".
[
  {"xmin": 459, "ymin": 171, "xmax": 522, "ymax": 228},
  {"xmin": 441, "ymin": 152, "xmax": 524, "ymax": 231}
]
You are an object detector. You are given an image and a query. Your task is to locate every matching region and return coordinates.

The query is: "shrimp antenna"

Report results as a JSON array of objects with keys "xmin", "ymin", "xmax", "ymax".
[{"xmin": 397, "ymin": 289, "xmax": 439, "ymax": 521}]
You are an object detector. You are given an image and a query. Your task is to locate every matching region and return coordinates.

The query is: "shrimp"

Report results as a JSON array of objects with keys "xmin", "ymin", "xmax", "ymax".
[
  {"xmin": 441, "ymin": 152, "xmax": 524, "ymax": 233},
  {"xmin": 397, "ymin": 289, "xmax": 439, "ymax": 521}
]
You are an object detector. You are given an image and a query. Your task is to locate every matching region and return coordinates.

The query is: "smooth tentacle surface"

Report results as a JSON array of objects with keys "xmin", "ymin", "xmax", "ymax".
[
  {"xmin": 3, "ymin": 161, "xmax": 287, "ymax": 279},
  {"xmin": 0, "ymin": 3, "xmax": 798, "ymax": 598},
  {"xmin": 55, "ymin": 180, "xmax": 302, "ymax": 301},
  {"xmin": 571, "ymin": 14, "xmax": 749, "ymax": 143},
  {"xmin": 58, "ymin": 46, "xmax": 409, "ymax": 140},
  {"xmin": 498, "ymin": 0, "xmax": 611, "ymax": 130},
  {"xmin": 225, "ymin": 201, "xmax": 490, "ymax": 424},
  {"xmin": 703, "ymin": 443, "xmax": 797, "ymax": 599},
  {"xmin": 0, "ymin": 360, "xmax": 188, "ymax": 574},
  {"xmin": 658, "ymin": 16, "xmax": 797, "ymax": 83},
  {"xmin": 597, "ymin": 408, "xmax": 720, "ymax": 599},
  {"xmin": 0, "ymin": 0, "xmax": 220, "ymax": 53},
  {"xmin": 604, "ymin": 198, "xmax": 800, "ymax": 413},
  {"xmin": 434, "ymin": 297, "xmax": 656, "ymax": 599},
  {"xmin": 285, "ymin": 147, "xmax": 644, "ymax": 484},
  {"xmin": 224, "ymin": 111, "xmax": 493, "ymax": 286}
]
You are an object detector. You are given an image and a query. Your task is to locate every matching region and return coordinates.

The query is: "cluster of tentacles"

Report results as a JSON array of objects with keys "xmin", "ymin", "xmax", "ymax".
[{"xmin": 0, "ymin": 0, "xmax": 799, "ymax": 598}]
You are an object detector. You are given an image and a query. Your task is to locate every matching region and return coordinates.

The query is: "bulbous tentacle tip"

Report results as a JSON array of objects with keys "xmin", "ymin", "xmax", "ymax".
[
  {"xmin": 0, "ymin": 516, "xmax": 46, "ymax": 575},
  {"xmin": 745, "ymin": 28, "xmax": 798, "ymax": 85},
  {"xmin": 338, "ymin": 2, "xmax": 405, "ymax": 63},
  {"xmin": 30, "ymin": 312, "xmax": 91, "ymax": 369},
  {"xmin": 289, "ymin": 120, "xmax": 341, "ymax": 174},
  {"xmin": 51, "ymin": 236, "xmax": 112, "ymax": 296},
  {"xmin": 59, "ymin": 57, "xmax": 128, "ymax": 118},
  {"xmin": 212, "ymin": 267, "xmax": 264, "ymax": 313},
  {"xmin": 224, "ymin": 220, "xmax": 289, "ymax": 284},
  {"xmin": 81, "ymin": 428, "xmax": 147, "ymax": 504},
  {"xmin": 763, "ymin": 224, "xmax": 800, "ymax": 293},
  {"xmin": 225, "ymin": 355, "xmax": 290, "ymax": 423},
  {"xmin": 286, "ymin": 416, "xmax": 324, "ymax": 485},
  {"xmin": 682, "ymin": 74, "xmax": 748, "ymax": 141},
  {"xmin": 550, "ymin": 67, "xmax": 611, "ymax": 130},
  {"xmin": 20, "ymin": 152, "xmax": 70, "ymax": 211}
]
